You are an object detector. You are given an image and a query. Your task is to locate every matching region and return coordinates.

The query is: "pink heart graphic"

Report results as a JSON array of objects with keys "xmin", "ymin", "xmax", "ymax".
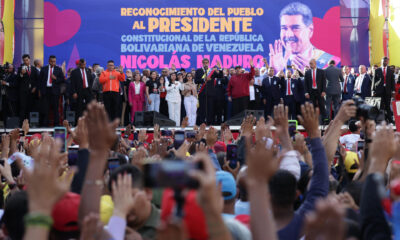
[
  {"xmin": 44, "ymin": 2, "xmax": 81, "ymax": 47},
  {"xmin": 311, "ymin": 6, "xmax": 341, "ymax": 57}
]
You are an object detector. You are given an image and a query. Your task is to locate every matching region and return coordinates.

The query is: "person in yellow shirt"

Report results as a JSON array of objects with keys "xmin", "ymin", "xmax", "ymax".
[{"xmin": 99, "ymin": 60, "xmax": 126, "ymax": 120}]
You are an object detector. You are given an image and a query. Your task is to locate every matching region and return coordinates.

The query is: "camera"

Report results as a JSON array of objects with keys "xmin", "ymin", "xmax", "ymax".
[{"xmin": 352, "ymin": 96, "xmax": 385, "ymax": 122}]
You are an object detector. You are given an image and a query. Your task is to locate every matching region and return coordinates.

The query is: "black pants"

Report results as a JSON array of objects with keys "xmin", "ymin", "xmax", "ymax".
[
  {"xmin": 19, "ymin": 91, "xmax": 34, "ymax": 123},
  {"xmin": 42, "ymin": 91, "xmax": 60, "ymax": 127},
  {"xmin": 215, "ymin": 97, "xmax": 226, "ymax": 125},
  {"xmin": 379, "ymin": 93, "xmax": 393, "ymax": 122},
  {"xmin": 264, "ymin": 98, "xmax": 279, "ymax": 118},
  {"xmin": 197, "ymin": 93, "xmax": 215, "ymax": 125},
  {"xmin": 232, "ymin": 96, "xmax": 249, "ymax": 117},
  {"xmin": 103, "ymin": 91, "xmax": 120, "ymax": 121},
  {"xmin": 77, "ymin": 89, "xmax": 93, "ymax": 119},
  {"xmin": 309, "ymin": 90, "xmax": 326, "ymax": 120},
  {"xmin": 284, "ymin": 95, "xmax": 296, "ymax": 120},
  {"xmin": 160, "ymin": 97, "xmax": 169, "ymax": 118},
  {"xmin": 247, "ymin": 100, "xmax": 260, "ymax": 110}
]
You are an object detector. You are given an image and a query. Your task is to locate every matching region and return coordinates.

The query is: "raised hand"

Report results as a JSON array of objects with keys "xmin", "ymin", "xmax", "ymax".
[
  {"xmin": 21, "ymin": 137, "xmax": 75, "ymax": 215},
  {"xmin": 112, "ymin": 174, "xmax": 135, "ymax": 219},
  {"xmin": 84, "ymin": 101, "xmax": 119, "ymax": 151},
  {"xmin": 369, "ymin": 122, "xmax": 396, "ymax": 174},
  {"xmin": 269, "ymin": 39, "xmax": 287, "ymax": 72},
  {"xmin": 335, "ymin": 100, "xmax": 356, "ymax": 123},
  {"xmin": 255, "ymin": 116, "xmax": 273, "ymax": 142},
  {"xmin": 22, "ymin": 119, "xmax": 30, "ymax": 136},
  {"xmin": 240, "ymin": 115, "xmax": 256, "ymax": 138},
  {"xmin": 138, "ymin": 129, "xmax": 148, "ymax": 143},
  {"xmin": 298, "ymin": 102, "xmax": 320, "ymax": 138},
  {"xmin": 246, "ymin": 136, "xmax": 280, "ymax": 183},
  {"xmin": 305, "ymin": 197, "xmax": 345, "ymax": 240},
  {"xmin": 1, "ymin": 134, "xmax": 10, "ymax": 159}
]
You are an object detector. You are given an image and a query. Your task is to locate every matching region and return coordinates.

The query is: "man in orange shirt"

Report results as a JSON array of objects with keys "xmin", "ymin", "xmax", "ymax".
[{"xmin": 99, "ymin": 60, "xmax": 125, "ymax": 120}]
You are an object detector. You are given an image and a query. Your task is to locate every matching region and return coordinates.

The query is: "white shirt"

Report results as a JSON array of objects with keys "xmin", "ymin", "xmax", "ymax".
[
  {"xmin": 249, "ymin": 85, "xmax": 255, "ymax": 101},
  {"xmin": 81, "ymin": 68, "xmax": 88, "ymax": 88},
  {"xmin": 355, "ymin": 74, "xmax": 364, "ymax": 93},
  {"xmin": 340, "ymin": 133, "xmax": 360, "ymax": 149},
  {"xmin": 47, "ymin": 66, "xmax": 54, "ymax": 87},
  {"xmin": 134, "ymin": 82, "xmax": 140, "ymax": 95},
  {"xmin": 165, "ymin": 81, "xmax": 183, "ymax": 103}
]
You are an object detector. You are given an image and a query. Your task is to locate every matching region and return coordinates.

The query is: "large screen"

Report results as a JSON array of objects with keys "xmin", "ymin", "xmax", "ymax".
[{"xmin": 44, "ymin": 0, "xmax": 340, "ymax": 72}]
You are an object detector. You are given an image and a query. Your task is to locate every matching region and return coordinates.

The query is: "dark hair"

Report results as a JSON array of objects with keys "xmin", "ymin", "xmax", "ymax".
[
  {"xmin": 79, "ymin": 58, "xmax": 85, "ymax": 64},
  {"xmin": 348, "ymin": 120, "xmax": 358, "ymax": 133},
  {"xmin": 107, "ymin": 60, "xmax": 114, "ymax": 64},
  {"xmin": 108, "ymin": 164, "xmax": 143, "ymax": 192},
  {"xmin": 49, "ymin": 55, "xmax": 56, "ymax": 60},
  {"xmin": 149, "ymin": 71, "xmax": 158, "ymax": 81},
  {"xmin": 2, "ymin": 191, "xmax": 28, "ymax": 240},
  {"xmin": 382, "ymin": 57, "xmax": 389, "ymax": 61},
  {"xmin": 329, "ymin": 60, "xmax": 336, "ymax": 65},
  {"xmin": 22, "ymin": 54, "xmax": 30, "ymax": 60},
  {"xmin": 134, "ymin": 72, "xmax": 141, "ymax": 80},
  {"xmin": 168, "ymin": 72, "xmax": 177, "ymax": 86},
  {"xmin": 269, "ymin": 170, "xmax": 297, "ymax": 207},
  {"xmin": 280, "ymin": 2, "xmax": 313, "ymax": 26},
  {"xmin": 216, "ymin": 152, "xmax": 226, "ymax": 169},
  {"xmin": 92, "ymin": 63, "xmax": 100, "ymax": 67}
]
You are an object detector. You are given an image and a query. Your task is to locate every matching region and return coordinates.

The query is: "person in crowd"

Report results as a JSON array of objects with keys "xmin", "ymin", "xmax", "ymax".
[
  {"xmin": 182, "ymin": 72, "xmax": 197, "ymax": 126},
  {"xmin": 1, "ymin": 64, "xmax": 18, "ymax": 120},
  {"xmin": 195, "ymin": 58, "xmax": 223, "ymax": 125},
  {"xmin": 282, "ymin": 69, "xmax": 304, "ymax": 119},
  {"xmin": 325, "ymin": 60, "xmax": 344, "ymax": 119},
  {"xmin": 33, "ymin": 59, "xmax": 42, "ymax": 73},
  {"xmin": 91, "ymin": 66, "xmax": 104, "ymax": 102},
  {"xmin": 354, "ymin": 65, "xmax": 371, "ymax": 99},
  {"xmin": 177, "ymin": 72, "xmax": 186, "ymax": 121},
  {"xmin": 146, "ymin": 70, "xmax": 161, "ymax": 112},
  {"xmin": 99, "ymin": 60, "xmax": 125, "ymax": 121},
  {"xmin": 261, "ymin": 67, "xmax": 283, "ymax": 117},
  {"xmin": 342, "ymin": 65, "xmax": 356, "ymax": 101},
  {"xmin": 122, "ymin": 69, "xmax": 133, "ymax": 126},
  {"xmin": 304, "ymin": 58, "xmax": 326, "ymax": 122},
  {"xmin": 128, "ymin": 73, "xmax": 145, "ymax": 123},
  {"xmin": 227, "ymin": 60, "xmax": 255, "ymax": 117},
  {"xmin": 372, "ymin": 56, "xmax": 396, "ymax": 123},
  {"xmin": 165, "ymin": 72, "xmax": 182, "ymax": 126},
  {"xmin": 70, "ymin": 59, "xmax": 93, "ymax": 119},
  {"xmin": 214, "ymin": 69, "xmax": 229, "ymax": 124},
  {"xmin": 38, "ymin": 55, "xmax": 65, "ymax": 126},
  {"xmin": 159, "ymin": 75, "xmax": 169, "ymax": 117},
  {"xmin": 339, "ymin": 119, "xmax": 361, "ymax": 150},
  {"xmin": 17, "ymin": 54, "xmax": 40, "ymax": 124},
  {"xmin": 247, "ymin": 78, "xmax": 262, "ymax": 110}
]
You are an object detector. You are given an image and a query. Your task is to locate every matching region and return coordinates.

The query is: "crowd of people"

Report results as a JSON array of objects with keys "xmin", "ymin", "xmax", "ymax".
[
  {"xmin": 0, "ymin": 99, "xmax": 399, "ymax": 240},
  {"xmin": 1, "ymin": 54, "xmax": 399, "ymax": 127}
]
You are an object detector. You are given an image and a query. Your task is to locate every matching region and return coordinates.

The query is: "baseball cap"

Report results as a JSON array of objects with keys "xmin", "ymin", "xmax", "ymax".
[
  {"xmin": 51, "ymin": 192, "xmax": 80, "ymax": 232},
  {"xmin": 75, "ymin": 60, "xmax": 80, "ymax": 65},
  {"xmin": 214, "ymin": 141, "xmax": 227, "ymax": 154},
  {"xmin": 216, "ymin": 171, "xmax": 237, "ymax": 200},
  {"xmin": 344, "ymin": 151, "xmax": 359, "ymax": 174},
  {"xmin": 280, "ymin": 150, "xmax": 301, "ymax": 180}
]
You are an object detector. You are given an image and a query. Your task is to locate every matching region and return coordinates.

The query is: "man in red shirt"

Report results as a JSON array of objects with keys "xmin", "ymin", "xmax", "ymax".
[{"xmin": 227, "ymin": 59, "xmax": 255, "ymax": 116}]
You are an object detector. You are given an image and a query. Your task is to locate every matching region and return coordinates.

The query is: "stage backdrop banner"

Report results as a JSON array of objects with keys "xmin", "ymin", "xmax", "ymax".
[{"xmin": 44, "ymin": 0, "xmax": 340, "ymax": 72}]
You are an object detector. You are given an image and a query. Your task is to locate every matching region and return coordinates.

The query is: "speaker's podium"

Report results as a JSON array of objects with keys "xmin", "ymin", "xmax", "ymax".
[
  {"xmin": 134, "ymin": 111, "xmax": 176, "ymax": 127},
  {"xmin": 226, "ymin": 109, "xmax": 264, "ymax": 126}
]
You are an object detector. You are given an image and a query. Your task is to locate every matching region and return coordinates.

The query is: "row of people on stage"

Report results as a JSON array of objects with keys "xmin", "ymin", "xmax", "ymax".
[{"xmin": 1, "ymin": 54, "xmax": 399, "ymax": 127}]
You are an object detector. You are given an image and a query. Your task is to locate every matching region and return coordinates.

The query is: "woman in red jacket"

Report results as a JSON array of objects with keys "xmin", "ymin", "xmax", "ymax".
[{"xmin": 128, "ymin": 73, "xmax": 146, "ymax": 123}]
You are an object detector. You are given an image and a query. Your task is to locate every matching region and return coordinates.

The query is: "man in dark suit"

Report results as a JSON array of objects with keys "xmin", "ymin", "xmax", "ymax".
[
  {"xmin": 372, "ymin": 57, "xmax": 395, "ymax": 122},
  {"xmin": 1, "ymin": 64, "xmax": 19, "ymax": 119},
  {"xmin": 261, "ymin": 67, "xmax": 283, "ymax": 117},
  {"xmin": 325, "ymin": 60, "xmax": 344, "ymax": 119},
  {"xmin": 304, "ymin": 59, "xmax": 327, "ymax": 121},
  {"xmin": 247, "ymin": 78, "xmax": 263, "ymax": 110},
  {"xmin": 195, "ymin": 58, "xmax": 223, "ymax": 125},
  {"xmin": 354, "ymin": 65, "xmax": 371, "ymax": 100},
  {"xmin": 39, "ymin": 55, "xmax": 65, "ymax": 126},
  {"xmin": 17, "ymin": 54, "xmax": 40, "ymax": 123},
  {"xmin": 282, "ymin": 70, "xmax": 305, "ymax": 119},
  {"xmin": 342, "ymin": 66, "xmax": 356, "ymax": 100},
  {"xmin": 70, "ymin": 58, "xmax": 93, "ymax": 119}
]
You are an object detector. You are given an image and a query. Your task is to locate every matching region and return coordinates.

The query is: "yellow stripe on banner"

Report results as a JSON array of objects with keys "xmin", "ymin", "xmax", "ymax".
[
  {"xmin": 389, "ymin": 0, "xmax": 400, "ymax": 66},
  {"xmin": 2, "ymin": 0, "xmax": 14, "ymax": 64},
  {"xmin": 370, "ymin": 0, "xmax": 385, "ymax": 66}
]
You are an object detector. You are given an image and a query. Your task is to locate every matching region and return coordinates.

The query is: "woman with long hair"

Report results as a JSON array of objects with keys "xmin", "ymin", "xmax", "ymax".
[
  {"xmin": 128, "ymin": 72, "xmax": 145, "ymax": 123},
  {"xmin": 146, "ymin": 70, "xmax": 161, "ymax": 112},
  {"xmin": 165, "ymin": 72, "xmax": 183, "ymax": 126},
  {"xmin": 182, "ymin": 73, "xmax": 197, "ymax": 126}
]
